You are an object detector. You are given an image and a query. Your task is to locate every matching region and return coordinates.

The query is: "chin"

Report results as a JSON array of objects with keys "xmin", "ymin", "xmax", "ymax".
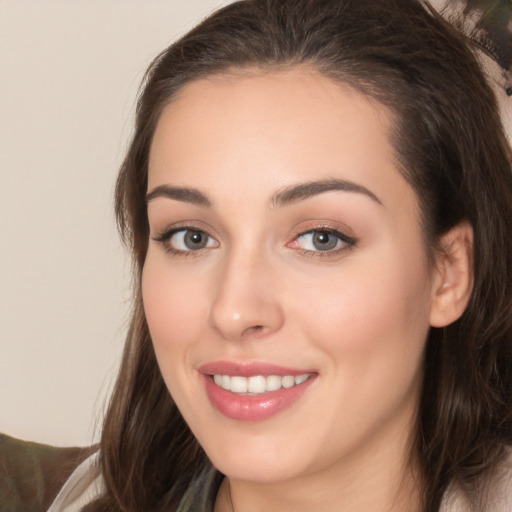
[
  {"xmin": 200, "ymin": 431, "xmax": 311, "ymax": 483},
  {"xmin": 211, "ymin": 453, "xmax": 304, "ymax": 484}
]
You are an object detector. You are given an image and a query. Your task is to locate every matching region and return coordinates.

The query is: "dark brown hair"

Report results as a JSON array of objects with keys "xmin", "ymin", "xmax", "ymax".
[{"xmin": 86, "ymin": 1, "xmax": 512, "ymax": 511}]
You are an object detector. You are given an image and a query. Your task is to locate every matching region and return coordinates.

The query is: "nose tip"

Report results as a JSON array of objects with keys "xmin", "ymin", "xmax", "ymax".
[
  {"xmin": 209, "ymin": 307, "xmax": 278, "ymax": 341},
  {"xmin": 207, "ymin": 264, "xmax": 284, "ymax": 341}
]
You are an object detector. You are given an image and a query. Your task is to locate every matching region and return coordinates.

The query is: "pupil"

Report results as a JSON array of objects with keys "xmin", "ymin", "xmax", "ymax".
[
  {"xmin": 185, "ymin": 230, "xmax": 206, "ymax": 249},
  {"xmin": 313, "ymin": 231, "xmax": 337, "ymax": 251}
]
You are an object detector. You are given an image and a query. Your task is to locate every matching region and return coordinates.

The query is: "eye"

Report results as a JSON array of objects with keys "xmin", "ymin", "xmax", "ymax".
[
  {"xmin": 153, "ymin": 227, "xmax": 218, "ymax": 254},
  {"xmin": 294, "ymin": 229, "xmax": 355, "ymax": 253}
]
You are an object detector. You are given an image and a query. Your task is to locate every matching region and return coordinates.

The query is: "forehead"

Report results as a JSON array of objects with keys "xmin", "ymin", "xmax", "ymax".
[
  {"xmin": 152, "ymin": 68, "xmax": 394, "ymax": 145},
  {"xmin": 147, "ymin": 68, "xmax": 417, "ymax": 219}
]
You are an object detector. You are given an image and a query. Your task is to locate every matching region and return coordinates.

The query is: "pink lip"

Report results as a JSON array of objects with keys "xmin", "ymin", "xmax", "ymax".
[
  {"xmin": 197, "ymin": 361, "xmax": 317, "ymax": 422},
  {"xmin": 198, "ymin": 360, "xmax": 313, "ymax": 377}
]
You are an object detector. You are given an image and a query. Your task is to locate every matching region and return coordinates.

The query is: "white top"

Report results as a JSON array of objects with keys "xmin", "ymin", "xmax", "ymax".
[
  {"xmin": 47, "ymin": 451, "xmax": 103, "ymax": 512},
  {"xmin": 439, "ymin": 451, "xmax": 512, "ymax": 512}
]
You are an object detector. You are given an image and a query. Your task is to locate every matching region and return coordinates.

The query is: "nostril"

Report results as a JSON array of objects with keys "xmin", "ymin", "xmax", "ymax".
[{"xmin": 242, "ymin": 325, "xmax": 264, "ymax": 336}]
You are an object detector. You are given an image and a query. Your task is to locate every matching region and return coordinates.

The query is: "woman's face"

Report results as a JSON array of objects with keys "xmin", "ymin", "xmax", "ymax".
[{"xmin": 143, "ymin": 69, "xmax": 440, "ymax": 484}]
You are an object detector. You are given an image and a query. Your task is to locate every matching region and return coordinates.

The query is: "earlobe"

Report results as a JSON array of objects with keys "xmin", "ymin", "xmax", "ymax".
[{"xmin": 429, "ymin": 221, "xmax": 474, "ymax": 328}]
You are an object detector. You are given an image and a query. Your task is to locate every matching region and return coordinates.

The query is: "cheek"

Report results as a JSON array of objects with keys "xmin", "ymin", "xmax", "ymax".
[
  {"xmin": 141, "ymin": 254, "xmax": 209, "ymax": 390},
  {"xmin": 143, "ymin": 254, "xmax": 204, "ymax": 338},
  {"xmin": 290, "ymin": 260, "xmax": 431, "ymax": 454},
  {"xmin": 288, "ymin": 250, "xmax": 432, "ymax": 388}
]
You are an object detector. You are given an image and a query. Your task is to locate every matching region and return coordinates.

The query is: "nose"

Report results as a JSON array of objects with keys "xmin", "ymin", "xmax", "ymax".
[{"xmin": 208, "ymin": 251, "xmax": 284, "ymax": 341}]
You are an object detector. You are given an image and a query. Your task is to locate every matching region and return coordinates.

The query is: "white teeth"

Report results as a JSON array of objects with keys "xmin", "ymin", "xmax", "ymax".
[
  {"xmin": 281, "ymin": 375, "xmax": 295, "ymax": 388},
  {"xmin": 212, "ymin": 373, "xmax": 311, "ymax": 394},
  {"xmin": 295, "ymin": 374, "xmax": 309, "ymax": 385},
  {"xmin": 266, "ymin": 375, "xmax": 282, "ymax": 391},
  {"xmin": 230, "ymin": 376, "xmax": 248, "ymax": 393},
  {"xmin": 248, "ymin": 375, "xmax": 266, "ymax": 393}
]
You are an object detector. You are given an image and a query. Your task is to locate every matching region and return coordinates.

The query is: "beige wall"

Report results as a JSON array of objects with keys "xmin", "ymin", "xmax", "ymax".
[{"xmin": 0, "ymin": 0, "xmax": 231, "ymax": 447}]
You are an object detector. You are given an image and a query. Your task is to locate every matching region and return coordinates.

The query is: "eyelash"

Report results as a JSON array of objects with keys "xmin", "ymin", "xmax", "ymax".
[
  {"xmin": 152, "ymin": 225, "xmax": 356, "ymax": 258},
  {"xmin": 153, "ymin": 226, "xmax": 218, "ymax": 258},
  {"xmin": 292, "ymin": 227, "xmax": 356, "ymax": 258}
]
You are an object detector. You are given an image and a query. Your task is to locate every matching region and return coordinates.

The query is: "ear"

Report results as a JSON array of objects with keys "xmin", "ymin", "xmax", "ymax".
[{"xmin": 429, "ymin": 221, "xmax": 474, "ymax": 328}]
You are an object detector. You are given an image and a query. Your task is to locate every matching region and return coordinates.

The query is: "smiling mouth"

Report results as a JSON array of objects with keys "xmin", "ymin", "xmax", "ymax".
[
  {"xmin": 212, "ymin": 373, "xmax": 313, "ymax": 395},
  {"xmin": 202, "ymin": 367, "xmax": 317, "ymax": 421}
]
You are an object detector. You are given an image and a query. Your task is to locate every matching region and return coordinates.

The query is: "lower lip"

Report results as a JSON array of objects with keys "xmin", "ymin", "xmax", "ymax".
[{"xmin": 202, "ymin": 374, "xmax": 316, "ymax": 422}]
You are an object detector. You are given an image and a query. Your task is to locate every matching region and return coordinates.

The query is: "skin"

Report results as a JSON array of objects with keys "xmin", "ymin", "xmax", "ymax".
[{"xmin": 143, "ymin": 69, "xmax": 472, "ymax": 512}]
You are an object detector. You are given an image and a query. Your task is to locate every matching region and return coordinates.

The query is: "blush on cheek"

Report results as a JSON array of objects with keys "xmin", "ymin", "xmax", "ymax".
[
  {"xmin": 299, "ymin": 265, "xmax": 429, "ymax": 357},
  {"xmin": 143, "ymin": 264, "xmax": 212, "ymax": 362},
  {"xmin": 143, "ymin": 270, "xmax": 178, "ymax": 348}
]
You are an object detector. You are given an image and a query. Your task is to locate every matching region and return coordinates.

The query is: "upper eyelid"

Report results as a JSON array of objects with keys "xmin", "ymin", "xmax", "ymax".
[
  {"xmin": 154, "ymin": 229, "xmax": 218, "ymax": 250},
  {"xmin": 291, "ymin": 221, "xmax": 356, "ymax": 241},
  {"xmin": 152, "ymin": 222, "xmax": 216, "ymax": 240},
  {"xmin": 294, "ymin": 228, "xmax": 356, "ymax": 246},
  {"xmin": 153, "ymin": 226, "xmax": 219, "ymax": 256},
  {"xmin": 298, "ymin": 226, "xmax": 348, "ymax": 236}
]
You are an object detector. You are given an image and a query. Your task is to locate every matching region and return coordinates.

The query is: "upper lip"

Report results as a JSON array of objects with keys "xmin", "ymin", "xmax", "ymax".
[{"xmin": 197, "ymin": 360, "xmax": 315, "ymax": 377}]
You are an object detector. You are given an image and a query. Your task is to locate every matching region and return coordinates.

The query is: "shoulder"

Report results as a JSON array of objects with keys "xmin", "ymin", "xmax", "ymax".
[
  {"xmin": 488, "ymin": 447, "xmax": 512, "ymax": 511},
  {"xmin": 0, "ymin": 433, "xmax": 97, "ymax": 512},
  {"xmin": 46, "ymin": 450, "xmax": 103, "ymax": 512},
  {"xmin": 441, "ymin": 447, "xmax": 512, "ymax": 512}
]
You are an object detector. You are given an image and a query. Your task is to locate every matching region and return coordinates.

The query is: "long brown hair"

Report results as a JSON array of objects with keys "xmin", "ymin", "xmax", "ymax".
[{"xmin": 86, "ymin": 1, "xmax": 512, "ymax": 511}]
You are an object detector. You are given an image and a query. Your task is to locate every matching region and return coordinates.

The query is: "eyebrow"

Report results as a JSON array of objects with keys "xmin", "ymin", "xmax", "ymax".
[
  {"xmin": 146, "ymin": 184, "xmax": 211, "ymax": 207},
  {"xmin": 272, "ymin": 178, "xmax": 382, "ymax": 207},
  {"xmin": 145, "ymin": 178, "xmax": 382, "ymax": 208}
]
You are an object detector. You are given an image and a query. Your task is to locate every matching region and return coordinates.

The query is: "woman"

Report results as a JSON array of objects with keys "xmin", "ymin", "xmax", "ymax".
[{"xmin": 49, "ymin": 0, "xmax": 512, "ymax": 511}]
